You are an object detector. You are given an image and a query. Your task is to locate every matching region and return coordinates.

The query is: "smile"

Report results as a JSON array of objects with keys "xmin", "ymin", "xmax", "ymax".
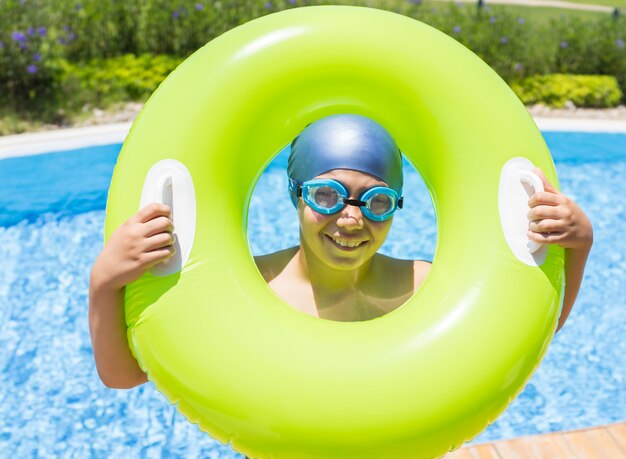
[{"xmin": 325, "ymin": 235, "xmax": 367, "ymax": 249}]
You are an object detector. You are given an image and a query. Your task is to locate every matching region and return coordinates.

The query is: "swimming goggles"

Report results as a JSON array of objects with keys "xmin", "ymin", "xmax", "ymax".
[{"xmin": 290, "ymin": 178, "xmax": 403, "ymax": 222}]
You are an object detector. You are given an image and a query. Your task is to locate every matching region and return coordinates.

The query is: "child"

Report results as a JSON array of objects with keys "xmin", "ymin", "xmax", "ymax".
[{"xmin": 89, "ymin": 114, "xmax": 593, "ymax": 388}]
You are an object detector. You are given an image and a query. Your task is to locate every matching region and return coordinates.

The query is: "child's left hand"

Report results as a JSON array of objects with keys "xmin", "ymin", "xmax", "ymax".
[{"xmin": 527, "ymin": 168, "xmax": 593, "ymax": 250}]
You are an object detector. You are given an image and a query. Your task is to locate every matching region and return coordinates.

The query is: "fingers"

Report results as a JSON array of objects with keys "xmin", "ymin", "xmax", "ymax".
[
  {"xmin": 143, "ymin": 216, "xmax": 174, "ymax": 238},
  {"xmin": 528, "ymin": 229, "xmax": 564, "ymax": 244},
  {"xmin": 134, "ymin": 204, "xmax": 174, "ymax": 238},
  {"xmin": 143, "ymin": 245, "xmax": 176, "ymax": 266},
  {"xmin": 136, "ymin": 203, "xmax": 171, "ymax": 223},
  {"xmin": 144, "ymin": 231, "xmax": 176, "ymax": 252},
  {"xmin": 528, "ymin": 191, "xmax": 563, "ymax": 208},
  {"xmin": 527, "ymin": 204, "xmax": 566, "ymax": 221},
  {"xmin": 528, "ymin": 218, "xmax": 566, "ymax": 233}
]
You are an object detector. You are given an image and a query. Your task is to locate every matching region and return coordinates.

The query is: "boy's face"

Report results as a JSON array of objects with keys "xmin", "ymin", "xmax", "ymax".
[{"xmin": 297, "ymin": 169, "xmax": 393, "ymax": 271}]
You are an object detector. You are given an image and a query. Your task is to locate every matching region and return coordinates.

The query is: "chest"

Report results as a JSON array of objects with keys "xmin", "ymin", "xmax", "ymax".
[{"xmin": 268, "ymin": 275, "xmax": 412, "ymax": 321}]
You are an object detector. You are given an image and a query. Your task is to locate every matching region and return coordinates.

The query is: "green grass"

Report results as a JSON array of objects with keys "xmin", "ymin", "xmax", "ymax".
[
  {"xmin": 427, "ymin": 0, "xmax": 613, "ymax": 24},
  {"xmin": 433, "ymin": 0, "xmax": 626, "ymax": 9},
  {"xmin": 483, "ymin": 4, "xmax": 609, "ymax": 24},
  {"xmin": 559, "ymin": 0, "xmax": 626, "ymax": 9}
]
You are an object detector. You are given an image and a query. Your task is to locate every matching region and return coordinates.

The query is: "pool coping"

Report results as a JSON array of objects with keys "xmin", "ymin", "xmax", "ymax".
[
  {"xmin": 0, "ymin": 122, "xmax": 131, "ymax": 160},
  {"xmin": 1, "ymin": 117, "xmax": 625, "ymax": 159},
  {"xmin": 449, "ymin": 421, "xmax": 626, "ymax": 458}
]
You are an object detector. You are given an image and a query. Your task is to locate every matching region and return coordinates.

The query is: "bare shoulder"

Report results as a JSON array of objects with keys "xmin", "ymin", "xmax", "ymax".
[
  {"xmin": 373, "ymin": 254, "xmax": 431, "ymax": 290},
  {"xmin": 412, "ymin": 259, "xmax": 432, "ymax": 289},
  {"xmin": 254, "ymin": 246, "xmax": 299, "ymax": 282}
]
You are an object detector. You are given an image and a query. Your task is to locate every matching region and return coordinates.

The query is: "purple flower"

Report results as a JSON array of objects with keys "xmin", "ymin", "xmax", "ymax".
[
  {"xmin": 68, "ymin": 32, "xmax": 76, "ymax": 41},
  {"xmin": 560, "ymin": 41, "xmax": 568, "ymax": 48},
  {"xmin": 28, "ymin": 27, "xmax": 35, "ymax": 36},
  {"xmin": 33, "ymin": 52, "xmax": 41, "ymax": 61},
  {"xmin": 514, "ymin": 63, "xmax": 523, "ymax": 71},
  {"xmin": 288, "ymin": 0, "xmax": 296, "ymax": 4},
  {"xmin": 264, "ymin": 1, "xmax": 272, "ymax": 9},
  {"xmin": 518, "ymin": 18, "xmax": 525, "ymax": 25},
  {"xmin": 172, "ymin": 10, "xmax": 179, "ymax": 19},
  {"xmin": 59, "ymin": 37, "xmax": 67, "ymax": 45},
  {"xmin": 616, "ymin": 38, "xmax": 625, "ymax": 49},
  {"xmin": 12, "ymin": 32, "xmax": 27, "ymax": 42},
  {"xmin": 38, "ymin": 26, "xmax": 47, "ymax": 37},
  {"xmin": 500, "ymin": 36, "xmax": 508, "ymax": 44},
  {"xmin": 409, "ymin": 0, "xmax": 421, "ymax": 4},
  {"xmin": 75, "ymin": 3, "xmax": 82, "ymax": 10},
  {"xmin": 489, "ymin": 16, "xmax": 496, "ymax": 24},
  {"xmin": 195, "ymin": 3, "xmax": 203, "ymax": 10},
  {"xmin": 27, "ymin": 64, "xmax": 37, "ymax": 74},
  {"xmin": 453, "ymin": 26, "xmax": 461, "ymax": 34},
  {"xmin": 63, "ymin": 25, "xmax": 71, "ymax": 32},
  {"xmin": 0, "ymin": 41, "xmax": 4, "ymax": 49}
]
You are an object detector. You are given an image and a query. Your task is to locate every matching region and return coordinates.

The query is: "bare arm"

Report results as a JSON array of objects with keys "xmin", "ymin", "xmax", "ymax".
[
  {"xmin": 89, "ymin": 203, "xmax": 175, "ymax": 388},
  {"xmin": 528, "ymin": 169, "xmax": 593, "ymax": 333},
  {"xmin": 89, "ymin": 279, "xmax": 148, "ymax": 388},
  {"xmin": 557, "ymin": 245, "xmax": 591, "ymax": 332}
]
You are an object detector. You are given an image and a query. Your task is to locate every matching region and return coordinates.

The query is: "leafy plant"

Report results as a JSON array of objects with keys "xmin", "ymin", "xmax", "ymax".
[
  {"xmin": 59, "ymin": 54, "xmax": 183, "ymax": 110},
  {"xmin": 511, "ymin": 74, "xmax": 623, "ymax": 107}
]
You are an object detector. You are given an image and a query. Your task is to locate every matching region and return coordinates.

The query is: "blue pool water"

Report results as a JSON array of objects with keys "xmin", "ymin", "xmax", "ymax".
[{"xmin": 0, "ymin": 132, "xmax": 625, "ymax": 457}]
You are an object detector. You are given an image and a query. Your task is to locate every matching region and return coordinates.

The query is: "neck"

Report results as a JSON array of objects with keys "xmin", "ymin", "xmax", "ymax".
[{"xmin": 294, "ymin": 238, "xmax": 373, "ymax": 293}]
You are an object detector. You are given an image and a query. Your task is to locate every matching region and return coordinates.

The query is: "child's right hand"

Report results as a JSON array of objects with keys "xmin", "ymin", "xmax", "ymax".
[{"xmin": 91, "ymin": 203, "xmax": 176, "ymax": 291}]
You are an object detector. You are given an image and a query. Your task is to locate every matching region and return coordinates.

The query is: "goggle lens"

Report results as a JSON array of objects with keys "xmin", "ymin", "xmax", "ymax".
[
  {"xmin": 368, "ymin": 193, "xmax": 394, "ymax": 216},
  {"xmin": 311, "ymin": 186, "xmax": 340, "ymax": 209}
]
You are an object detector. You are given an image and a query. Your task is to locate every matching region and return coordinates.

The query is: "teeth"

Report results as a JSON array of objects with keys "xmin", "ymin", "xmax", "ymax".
[{"xmin": 332, "ymin": 237, "xmax": 364, "ymax": 248}]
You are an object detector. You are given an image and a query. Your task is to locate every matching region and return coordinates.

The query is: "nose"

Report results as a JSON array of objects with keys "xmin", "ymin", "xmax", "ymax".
[{"xmin": 336, "ymin": 204, "xmax": 365, "ymax": 230}]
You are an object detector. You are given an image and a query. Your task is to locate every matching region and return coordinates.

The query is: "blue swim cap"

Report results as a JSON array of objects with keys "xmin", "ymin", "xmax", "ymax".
[{"xmin": 287, "ymin": 114, "xmax": 403, "ymax": 207}]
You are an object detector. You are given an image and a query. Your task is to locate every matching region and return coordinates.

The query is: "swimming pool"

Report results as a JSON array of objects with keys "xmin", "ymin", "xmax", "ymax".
[{"xmin": 0, "ymin": 131, "xmax": 624, "ymax": 457}]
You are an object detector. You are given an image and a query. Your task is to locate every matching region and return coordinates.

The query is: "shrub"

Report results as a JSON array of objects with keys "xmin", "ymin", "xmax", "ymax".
[
  {"xmin": 59, "ymin": 54, "xmax": 184, "ymax": 110},
  {"xmin": 0, "ymin": 0, "xmax": 69, "ymax": 118},
  {"xmin": 411, "ymin": 3, "xmax": 556, "ymax": 81},
  {"xmin": 551, "ymin": 15, "xmax": 626, "ymax": 96},
  {"xmin": 511, "ymin": 74, "xmax": 623, "ymax": 108}
]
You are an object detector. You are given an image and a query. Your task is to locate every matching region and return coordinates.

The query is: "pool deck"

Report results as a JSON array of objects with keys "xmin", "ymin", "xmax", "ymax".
[
  {"xmin": 448, "ymin": 421, "xmax": 626, "ymax": 458},
  {"xmin": 0, "ymin": 116, "xmax": 625, "ymax": 159}
]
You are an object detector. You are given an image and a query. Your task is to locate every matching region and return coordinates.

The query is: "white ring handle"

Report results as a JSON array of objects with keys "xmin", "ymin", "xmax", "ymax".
[
  {"xmin": 156, "ymin": 175, "xmax": 173, "ymax": 209},
  {"xmin": 140, "ymin": 160, "xmax": 196, "ymax": 277},
  {"xmin": 518, "ymin": 170, "xmax": 544, "ymax": 254},
  {"xmin": 498, "ymin": 157, "xmax": 549, "ymax": 267}
]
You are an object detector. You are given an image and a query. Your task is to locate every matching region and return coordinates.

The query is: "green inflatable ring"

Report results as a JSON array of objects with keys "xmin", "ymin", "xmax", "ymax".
[{"xmin": 105, "ymin": 6, "xmax": 564, "ymax": 458}]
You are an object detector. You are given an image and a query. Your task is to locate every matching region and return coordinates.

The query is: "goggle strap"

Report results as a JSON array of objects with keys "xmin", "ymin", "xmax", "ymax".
[{"xmin": 344, "ymin": 198, "xmax": 367, "ymax": 207}]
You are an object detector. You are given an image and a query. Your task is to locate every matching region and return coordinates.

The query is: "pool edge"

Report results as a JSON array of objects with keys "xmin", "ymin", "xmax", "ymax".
[
  {"xmin": 1, "ymin": 117, "xmax": 625, "ymax": 160},
  {"xmin": 0, "ymin": 122, "xmax": 132, "ymax": 159}
]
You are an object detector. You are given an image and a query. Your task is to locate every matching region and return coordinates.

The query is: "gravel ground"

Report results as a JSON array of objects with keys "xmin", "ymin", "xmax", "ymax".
[
  {"xmin": 7, "ymin": 101, "xmax": 626, "ymax": 137},
  {"xmin": 81, "ymin": 102, "xmax": 626, "ymax": 126},
  {"xmin": 527, "ymin": 102, "xmax": 626, "ymax": 119}
]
